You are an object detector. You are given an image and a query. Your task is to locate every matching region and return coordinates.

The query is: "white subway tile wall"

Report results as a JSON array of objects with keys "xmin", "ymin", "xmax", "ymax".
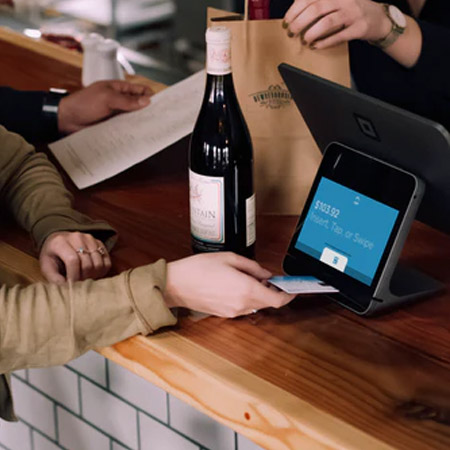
[
  {"xmin": 108, "ymin": 361, "xmax": 167, "ymax": 422},
  {"xmin": 0, "ymin": 357, "xmax": 265, "ymax": 450},
  {"xmin": 58, "ymin": 407, "xmax": 110, "ymax": 450},
  {"xmin": 169, "ymin": 395, "xmax": 235, "ymax": 450},
  {"xmin": 33, "ymin": 431, "xmax": 62, "ymax": 450},
  {"xmin": 139, "ymin": 412, "xmax": 198, "ymax": 450},
  {"xmin": 28, "ymin": 366, "xmax": 80, "ymax": 413},
  {"xmin": 81, "ymin": 378, "xmax": 138, "ymax": 449},
  {"xmin": 112, "ymin": 441, "xmax": 130, "ymax": 450},
  {"xmin": 67, "ymin": 351, "xmax": 107, "ymax": 387},
  {"xmin": 0, "ymin": 419, "xmax": 32, "ymax": 450},
  {"xmin": 10, "ymin": 377, "xmax": 56, "ymax": 439}
]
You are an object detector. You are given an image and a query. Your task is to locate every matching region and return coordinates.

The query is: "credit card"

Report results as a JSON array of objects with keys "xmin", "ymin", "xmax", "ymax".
[{"xmin": 268, "ymin": 275, "xmax": 339, "ymax": 295}]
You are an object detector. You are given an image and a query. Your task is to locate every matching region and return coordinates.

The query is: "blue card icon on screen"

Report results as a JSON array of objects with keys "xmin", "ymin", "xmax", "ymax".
[{"xmin": 320, "ymin": 247, "xmax": 348, "ymax": 272}]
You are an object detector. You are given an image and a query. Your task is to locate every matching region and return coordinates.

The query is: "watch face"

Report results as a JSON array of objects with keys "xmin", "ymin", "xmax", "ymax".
[{"xmin": 388, "ymin": 5, "xmax": 407, "ymax": 28}]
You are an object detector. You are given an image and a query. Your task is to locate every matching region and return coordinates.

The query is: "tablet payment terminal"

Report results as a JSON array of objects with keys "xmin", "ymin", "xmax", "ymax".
[{"xmin": 283, "ymin": 143, "xmax": 443, "ymax": 315}]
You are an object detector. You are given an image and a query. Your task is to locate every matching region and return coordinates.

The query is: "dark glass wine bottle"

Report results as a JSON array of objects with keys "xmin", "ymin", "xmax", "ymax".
[{"xmin": 189, "ymin": 26, "xmax": 255, "ymax": 258}]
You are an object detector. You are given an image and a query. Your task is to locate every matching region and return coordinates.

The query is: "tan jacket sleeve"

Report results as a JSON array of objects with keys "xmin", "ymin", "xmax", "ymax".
[
  {"xmin": 0, "ymin": 126, "xmax": 116, "ymax": 250},
  {"xmin": 0, "ymin": 259, "xmax": 176, "ymax": 374}
]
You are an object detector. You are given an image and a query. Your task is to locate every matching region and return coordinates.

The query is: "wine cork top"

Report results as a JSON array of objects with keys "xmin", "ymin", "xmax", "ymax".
[{"xmin": 206, "ymin": 26, "xmax": 231, "ymax": 45}]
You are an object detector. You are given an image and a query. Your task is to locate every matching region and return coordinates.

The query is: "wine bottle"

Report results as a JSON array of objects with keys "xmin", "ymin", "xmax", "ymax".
[{"xmin": 189, "ymin": 26, "xmax": 256, "ymax": 258}]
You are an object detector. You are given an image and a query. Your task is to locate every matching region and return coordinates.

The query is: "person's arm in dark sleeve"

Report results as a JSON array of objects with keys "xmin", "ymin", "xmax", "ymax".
[
  {"xmin": 0, "ymin": 87, "xmax": 60, "ymax": 143},
  {"xmin": 350, "ymin": 19, "xmax": 450, "ymax": 131}
]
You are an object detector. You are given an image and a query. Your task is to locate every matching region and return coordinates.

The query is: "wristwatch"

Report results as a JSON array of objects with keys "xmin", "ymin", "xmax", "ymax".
[
  {"xmin": 370, "ymin": 4, "xmax": 407, "ymax": 49},
  {"xmin": 41, "ymin": 88, "xmax": 68, "ymax": 139},
  {"xmin": 42, "ymin": 88, "xmax": 68, "ymax": 117}
]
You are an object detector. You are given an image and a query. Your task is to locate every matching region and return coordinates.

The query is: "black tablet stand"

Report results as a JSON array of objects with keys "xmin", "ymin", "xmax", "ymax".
[
  {"xmin": 344, "ymin": 175, "xmax": 444, "ymax": 315},
  {"xmin": 330, "ymin": 263, "xmax": 444, "ymax": 316}
]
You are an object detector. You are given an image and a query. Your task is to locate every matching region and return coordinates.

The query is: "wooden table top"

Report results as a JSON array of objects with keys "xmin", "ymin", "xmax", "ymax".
[{"xmin": 1, "ymin": 27, "xmax": 449, "ymax": 450}]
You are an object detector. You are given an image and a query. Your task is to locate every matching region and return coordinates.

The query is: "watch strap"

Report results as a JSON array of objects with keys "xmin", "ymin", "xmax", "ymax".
[
  {"xmin": 41, "ymin": 88, "xmax": 68, "ymax": 141},
  {"xmin": 369, "ymin": 4, "xmax": 406, "ymax": 49}
]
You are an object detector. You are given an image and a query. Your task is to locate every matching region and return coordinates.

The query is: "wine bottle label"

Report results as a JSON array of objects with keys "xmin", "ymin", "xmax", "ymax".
[
  {"xmin": 207, "ymin": 43, "xmax": 231, "ymax": 76},
  {"xmin": 189, "ymin": 170, "xmax": 225, "ymax": 243},
  {"xmin": 246, "ymin": 193, "xmax": 256, "ymax": 247}
]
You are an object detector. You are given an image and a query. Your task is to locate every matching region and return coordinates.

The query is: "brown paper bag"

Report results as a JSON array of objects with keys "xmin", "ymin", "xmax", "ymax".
[{"xmin": 208, "ymin": 6, "xmax": 350, "ymax": 215}]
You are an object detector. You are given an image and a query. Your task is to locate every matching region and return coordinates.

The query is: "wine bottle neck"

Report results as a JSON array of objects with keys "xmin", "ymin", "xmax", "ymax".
[
  {"xmin": 206, "ymin": 40, "xmax": 232, "ymax": 76},
  {"xmin": 204, "ymin": 73, "xmax": 236, "ymax": 100}
]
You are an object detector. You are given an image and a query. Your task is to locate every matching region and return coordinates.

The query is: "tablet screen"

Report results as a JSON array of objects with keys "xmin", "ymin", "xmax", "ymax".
[{"xmin": 295, "ymin": 177, "xmax": 399, "ymax": 286}]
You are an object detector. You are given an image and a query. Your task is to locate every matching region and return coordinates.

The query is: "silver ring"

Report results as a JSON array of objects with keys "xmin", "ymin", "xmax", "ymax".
[
  {"xmin": 76, "ymin": 247, "xmax": 86, "ymax": 255},
  {"xmin": 96, "ymin": 246, "xmax": 106, "ymax": 256},
  {"xmin": 251, "ymin": 309, "xmax": 258, "ymax": 314}
]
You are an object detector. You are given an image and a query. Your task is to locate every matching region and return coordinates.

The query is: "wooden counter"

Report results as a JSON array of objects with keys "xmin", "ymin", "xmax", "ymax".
[{"xmin": 1, "ymin": 27, "xmax": 450, "ymax": 449}]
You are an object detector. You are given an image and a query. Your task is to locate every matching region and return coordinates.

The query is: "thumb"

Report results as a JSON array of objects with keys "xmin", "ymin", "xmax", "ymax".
[{"xmin": 40, "ymin": 255, "xmax": 66, "ymax": 284}]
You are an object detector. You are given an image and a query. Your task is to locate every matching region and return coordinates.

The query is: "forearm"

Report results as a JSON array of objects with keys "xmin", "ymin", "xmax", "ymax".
[
  {"xmin": 382, "ymin": 15, "xmax": 423, "ymax": 68},
  {"xmin": 361, "ymin": 2, "xmax": 423, "ymax": 68},
  {"xmin": 0, "ymin": 261, "xmax": 176, "ymax": 373},
  {"xmin": 0, "ymin": 126, "xmax": 116, "ymax": 250}
]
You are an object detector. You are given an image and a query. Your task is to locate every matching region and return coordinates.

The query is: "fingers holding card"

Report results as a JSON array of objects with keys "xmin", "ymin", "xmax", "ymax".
[{"xmin": 268, "ymin": 276, "xmax": 339, "ymax": 295}]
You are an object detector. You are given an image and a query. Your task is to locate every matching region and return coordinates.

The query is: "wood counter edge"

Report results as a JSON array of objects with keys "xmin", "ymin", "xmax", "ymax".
[
  {"xmin": 0, "ymin": 26, "xmax": 82, "ymax": 68},
  {"xmin": 0, "ymin": 241, "xmax": 392, "ymax": 450},
  {"xmin": 0, "ymin": 27, "xmax": 167, "ymax": 94}
]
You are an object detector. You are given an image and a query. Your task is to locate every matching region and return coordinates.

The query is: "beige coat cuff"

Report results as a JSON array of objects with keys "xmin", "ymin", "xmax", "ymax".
[
  {"xmin": 128, "ymin": 259, "xmax": 177, "ymax": 333},
  {"xmin": 32, "ymin": 213, "xmax": 117, "ymax": 252}
]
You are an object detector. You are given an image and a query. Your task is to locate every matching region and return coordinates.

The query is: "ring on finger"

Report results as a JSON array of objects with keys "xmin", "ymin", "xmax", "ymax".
[
  {"xmin": 76, "ymin": 247, "xmax": 86, "ymax": 255},
  {"xmin": 96, "ymin": 246, "xmax": 107, "ymax": 256}
]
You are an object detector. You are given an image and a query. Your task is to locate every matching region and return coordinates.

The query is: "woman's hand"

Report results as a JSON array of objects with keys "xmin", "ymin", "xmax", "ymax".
[
  {"xmin": 164, "ymin": 252, "xmax": 295, "ymax": 318},
  {"xmin": 283, "ymin": 0, "xmax": 391, "ymax": 49},
  {"xmin": 40, "ymin": 231, "xmax": 112, "ymax": 284}
]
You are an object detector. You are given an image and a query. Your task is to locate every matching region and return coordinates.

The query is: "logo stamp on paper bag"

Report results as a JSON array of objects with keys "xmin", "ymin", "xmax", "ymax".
[{"xmin": 249, "ymin": 84, "xmax": 292, "ymax": 109}]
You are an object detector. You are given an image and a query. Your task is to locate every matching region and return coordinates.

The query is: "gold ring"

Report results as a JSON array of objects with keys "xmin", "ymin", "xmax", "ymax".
[{"xmin": 97, "ymin": 247, "xmax": 106, "ymax": 256}]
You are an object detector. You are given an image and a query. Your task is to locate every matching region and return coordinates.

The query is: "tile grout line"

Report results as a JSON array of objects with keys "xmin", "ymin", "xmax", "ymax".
[
  {"xmin": 166, "ymin": 392, "xmax": 171, "ymax": 425},
  {"xmin": 126, "ymin": 399, "xmax": 205, "ymax": 449},
  {"xmin": 30, "ymin": 425, "xmax": 35, "ymax": 450},
  {"xmin": 105, "ymin": 359, "xmax": 110, "ymax": 391},
  {"xmin": 111, "ymin": 436, "xmax": 133, "ymax": 450},
  {"xmin": 78, "ymin": 374, "xmax": 83, "ymax": 417},
  {"xmin": 54, "ymin": 403, "xmax": 59, "ymax": 443},
  {"xmin": 63, "ymin": 364, "xmax": 106, "ymax": 390},
  {"xmin": 137, "ymin": 410, "xmax": 141, "ymax": 450}
]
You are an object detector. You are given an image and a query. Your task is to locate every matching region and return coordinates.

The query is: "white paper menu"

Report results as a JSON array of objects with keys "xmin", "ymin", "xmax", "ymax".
[{"xmin": 49, "ymin": 70, "xmax": 205, "ymax": 189}]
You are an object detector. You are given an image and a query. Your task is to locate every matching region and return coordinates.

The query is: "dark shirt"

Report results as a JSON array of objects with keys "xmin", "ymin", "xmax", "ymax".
[
  {"xmin": 0, "ymin": 87, "xmax": 59, "ymax": 142},
  {"xmin": 269, "ymin": 0, "xmax": 450, "ymax": 130}
]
